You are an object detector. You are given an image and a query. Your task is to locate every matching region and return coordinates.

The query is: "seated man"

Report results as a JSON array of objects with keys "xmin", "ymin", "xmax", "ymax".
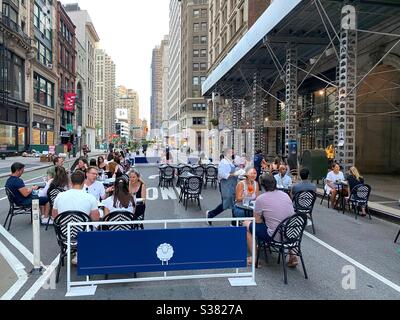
[
  {"xmin": 325, "ymin": 163, "xmax": 345, "ymax": 209},
  {"xmin": 84, "ymin": 166, "xmax": 113, "ymax": 201},
  {"xmin": 52, "ymin": 171, "xmax": 100, "ymax": 222},
  {"xmin": 292, "ymin": 167, "xmax": 317, "ymax": 197},
  {"xmin": 274, "ymin": 165, "xmax": 293, "ymax": 189},
  {"xmin": 243, "ymin": 174, "xmax": 298, "ymax": 267},
  {"xmin": 5, "ymin": 162, "xmax": 48, "ymax": 209}
]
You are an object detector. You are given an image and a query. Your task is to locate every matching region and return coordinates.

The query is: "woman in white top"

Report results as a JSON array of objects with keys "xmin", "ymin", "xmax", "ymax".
[
  {"xmin": 325, "ymin": 163, "xmax": 346, "ymax": 209},
  {"xmin": 233, "ymin": 167, "xmax": 260, "ymax": 218},
  {"xmin": 103, "ymin": 175, "xmax": 136, "ymax": 216}
]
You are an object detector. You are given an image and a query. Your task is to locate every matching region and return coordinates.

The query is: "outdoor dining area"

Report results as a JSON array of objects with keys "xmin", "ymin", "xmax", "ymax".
[{"xmin": 158, "ymin": 163, "xmax": 219, "ymax": 210}]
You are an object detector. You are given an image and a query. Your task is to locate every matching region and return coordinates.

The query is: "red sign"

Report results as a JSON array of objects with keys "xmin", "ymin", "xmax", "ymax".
[{"xmin": 64, "ymin": 93, "xmax": 77, "ymax": 111}]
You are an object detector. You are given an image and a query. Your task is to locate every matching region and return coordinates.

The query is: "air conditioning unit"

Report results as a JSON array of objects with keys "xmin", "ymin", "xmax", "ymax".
[{"xmin": 47, "ymin": 63, "xmax": 53, "ymax": 69}]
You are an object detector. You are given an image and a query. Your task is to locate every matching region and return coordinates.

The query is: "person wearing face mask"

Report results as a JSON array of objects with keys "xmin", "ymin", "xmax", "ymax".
[{"xmin": 206, "ymin": 149, "xmax": 238, "ymax": 225}]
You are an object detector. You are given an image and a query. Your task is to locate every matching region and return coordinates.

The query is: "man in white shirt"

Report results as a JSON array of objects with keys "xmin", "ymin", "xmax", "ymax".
[
  {"xmin": 206, "ymin": 149, "xmax": 238, "ymax": 225},
  {"xmin": 53, "ymin": 171, "xmax": 99, "ymax": 221},
  {"xmin": 325, "ymin": 163, "xmax": 345, "ymax": 208},
  {"xmin": 84, "ymin": 166, "xmax": 111, "ymax": 201}
]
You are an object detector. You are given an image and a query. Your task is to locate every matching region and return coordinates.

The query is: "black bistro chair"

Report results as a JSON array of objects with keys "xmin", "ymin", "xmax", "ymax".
[
  {"xmin": 191, "ymin": 165, "xmax": 206, "ymax": 182},
  {"xmin": 182, "ymin": 176, "xmax": 203, "ymax": 210},
  {"xmin": 204, "ymin": 165, "xmax": 218, "ymax": 189},
  {"xmin": 4, "ymin": 187, "xmax": 32, "ymax": 231},
  {"xmin": 45, "ymin": 187, "xmax": 65, "ymax": 231},
  {"xmin": 395, "ymin": 229, "xmax": 400, "ymax": 243},
  {"xmin": 293, "ymin": 191, "xmax": 317, "ymax": 235},
  {"xmin": 320, "ymin": 179, "xmax": 331, "ymax": 209},
  {"xmin": 102, "ymin": 211, "xmax": 137, "ymax": 231},
  {"xmin": 347, "ymin": 184, "xmax": 372, "ymax": 220},
  {"xmin": 53, "ymin": 211, "xmax": 92, "ymax": 283},
  {"xmin": 158, "ymin": 165, "xmax": 175, "ymax": 188},
  {"xmin": 176, "ymin": 165, "xmax": 192, "ymax": 188},
  {"xmin": 256, "ymin": 213, "xmax": 308, "ymax": 284}
]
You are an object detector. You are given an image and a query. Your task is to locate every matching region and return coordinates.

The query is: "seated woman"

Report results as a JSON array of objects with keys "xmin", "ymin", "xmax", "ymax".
[
  {"xmin": 103, "ymin": 175, "xmax": 136, "ymax": 217},
  {"xmin": 347, "ymin": 166, "xmax": 366, "ymax": 216},
  {"xmin": 129, "ymin": 169, "xmax": 147, "ymax": 220},
  {"xmin": 46, "ymin": 166, "xmax": 70, "ymax": 225},
  {"xmin": 325, "ymin": 163, "xmax": 346, "ymax": 209},
  {"xmin": 38, "ymin": 169, "xmax": 55, "ymax": 224},
  {"xmin": 233, "ymin": 167, "xmax": 260, "ymax": 218},
  {"xmin": 73, "ymin": 157, "xmax": 89, "ymax": 173}
]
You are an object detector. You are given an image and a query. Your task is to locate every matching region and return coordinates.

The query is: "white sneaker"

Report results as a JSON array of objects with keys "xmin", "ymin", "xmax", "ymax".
[
  {"xmin": 307, "ymin": 219, "xmax": 313, "ymax": 227},
  {"xmin": 71, "ymin": 255, "xmax": 78, "ymax": 265}
]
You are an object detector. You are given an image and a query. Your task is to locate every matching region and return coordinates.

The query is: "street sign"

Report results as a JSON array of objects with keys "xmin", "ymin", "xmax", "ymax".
[
  {"xmin": 67, "ymin": 124, "xmax": 73, "ymax": 133},
  {"xmin": 60, "ymin": 131, "xmax": 70, "ymax": 138},
  {"xmin": 77, "ymin": 126, "xmax": 82, "ymax": 138}
]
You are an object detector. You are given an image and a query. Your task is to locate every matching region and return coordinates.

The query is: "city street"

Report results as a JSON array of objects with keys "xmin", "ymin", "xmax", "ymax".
[{"xmin": 0, "ymin": 165, "xmax": 398, "ymax": 300}]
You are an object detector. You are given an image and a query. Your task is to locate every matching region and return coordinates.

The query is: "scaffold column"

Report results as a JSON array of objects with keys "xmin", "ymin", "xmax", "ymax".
[
  {"xmin": 285, "ymin": 46, "xmax": 298, "ymax": 156},
  {"xmin": 336, "ymin": 4, "xmax": 357, "ymax": 169}
]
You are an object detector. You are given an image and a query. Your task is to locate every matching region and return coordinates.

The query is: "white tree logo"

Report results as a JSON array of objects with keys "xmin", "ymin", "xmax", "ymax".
[{"xmin": 156, "ymin": 243, "xmax": 174, "ymax": 265}]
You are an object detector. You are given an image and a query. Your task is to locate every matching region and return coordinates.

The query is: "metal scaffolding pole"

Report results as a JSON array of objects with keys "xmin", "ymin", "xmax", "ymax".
[
  {"xmin": 285, "ymin": 45, "xmax": 298, "ymax": 157},
  {"xmin": 335, "ymin": 5, "xmax": 357, "ymax": 170}
]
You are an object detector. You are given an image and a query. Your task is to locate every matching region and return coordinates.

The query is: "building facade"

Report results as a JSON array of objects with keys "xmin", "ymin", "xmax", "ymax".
[
  {"xmin": 150, "ymin": 44, "xmax": 163, "ymax": 139},
  {"xmin": 0, "ymin": 0, "xmax": 33, "ymax": 153},
  {"xmin": 206, "ymin": 0, "xmax": 271, "ymax": 160},
  {"xmin": 116, "ymin": 85, "xmax": 140, "ymax": 140},
  {"xmin": 56, "ymin": 1, "xmax": 76, "ymax": 143},
  {"xmin": 31, "ymin": 0, "xmax": 59, "ymax": 151},
  {"xmin": 168, "ymin": 0, "xmax": 181, "ymax": 149},
  {"xmin": 64, "ymin": 3, "xmax": 99, "ymax": 151},
  {"xmin": 94, "ymin": 48, "xmax": 116, "ymax": 146},
  {"xmin": 180, "ymin": 0, "xmax": 209, "ymax": 154}
]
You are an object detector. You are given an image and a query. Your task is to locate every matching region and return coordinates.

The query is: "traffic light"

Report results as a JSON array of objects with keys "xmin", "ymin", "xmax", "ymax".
[{"xmin": 115, "ymin": 123, "xmax": 121, "ymax": 135}]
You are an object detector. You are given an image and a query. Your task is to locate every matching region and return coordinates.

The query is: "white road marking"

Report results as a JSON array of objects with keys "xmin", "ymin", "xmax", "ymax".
[
  {"xmin": 0, "ymin": 225, "xmax": 34, "ymax": 265},
  {"xmin": 20, "ymin": 255, "xmax": 59, "ymax": 300},
  {"xmin": 148, "ymin": 175, "xmax": 159, "ymax": 180},
  {"xmin": 305, "ymin": 232, "xmax": 400, "ymax": 293},
  {"xmin": 0, "ymin": 240, "xmax": 28, "ymax": 300},
  {"xmin": 0, "ymin": 197, "xmax": 6, "ymax": 201}
]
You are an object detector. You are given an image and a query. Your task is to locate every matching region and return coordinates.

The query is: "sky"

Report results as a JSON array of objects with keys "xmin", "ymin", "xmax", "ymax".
[{"xmin": 62, "ymin": 0, "xmax": 170, "ymax": 122}]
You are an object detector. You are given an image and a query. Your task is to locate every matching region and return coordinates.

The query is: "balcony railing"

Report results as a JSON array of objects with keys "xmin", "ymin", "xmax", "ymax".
[{"xmin": 0, "ymin": 15, "xmax": 31, "ymax": 47}]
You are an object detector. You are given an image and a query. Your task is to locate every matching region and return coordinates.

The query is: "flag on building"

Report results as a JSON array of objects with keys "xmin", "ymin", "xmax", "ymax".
[{"xmin": 64, "ymin": 93, "xmax": 77, "ymax": 111}]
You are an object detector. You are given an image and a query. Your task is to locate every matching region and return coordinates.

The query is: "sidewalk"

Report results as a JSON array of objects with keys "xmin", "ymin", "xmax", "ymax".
[{"xmin": 0, "ymin": 150, "xmax": 106, "ymax": 178}]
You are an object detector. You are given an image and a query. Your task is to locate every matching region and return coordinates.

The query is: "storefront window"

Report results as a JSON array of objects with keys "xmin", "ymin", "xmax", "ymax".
[
  {"xmin": 0, "ymin": 124, "xmax": 16, "ymax": 149},
  {"xmin": 18, "ymin": 127, "xmax": 26, "ymax": 151}
]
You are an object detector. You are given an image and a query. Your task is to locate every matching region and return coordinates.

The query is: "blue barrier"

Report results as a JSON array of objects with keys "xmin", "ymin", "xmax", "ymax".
[{"xmin": 77, "ymin": 227, "xmax": 247, "ymax": 276}]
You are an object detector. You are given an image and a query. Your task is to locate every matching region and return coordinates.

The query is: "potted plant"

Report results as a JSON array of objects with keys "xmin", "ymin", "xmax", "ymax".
[{"xmin": 210, "ymin": 119, "xmax": 219, "ymax": 127}]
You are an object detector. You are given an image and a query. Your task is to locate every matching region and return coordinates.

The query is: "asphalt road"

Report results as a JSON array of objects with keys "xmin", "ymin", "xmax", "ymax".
[{"xmin": 0, "ymin": 166, "xmax": 399, "ymax": 300}]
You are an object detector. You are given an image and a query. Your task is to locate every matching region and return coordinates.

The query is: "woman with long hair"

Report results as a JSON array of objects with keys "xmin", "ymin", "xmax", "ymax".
[
  {"xmin": 129, "ymin": 169, "xmax": 146, "ymax": 219},
  {"xmin": 46, "ymin": 167, "xmax": 70, "ymax": 225},
  {"xmin": 103, "ymin": 175, "xmax": 136, "ymax": 216},
  {"xmin": 233, "ymin": 167, "xmax": 260, "ymax": 218},
  {"xmin": 97, "ymin": 156, "xmax": 107, "ymax": 170},
  {"xmin": 347, "ymin": 166, "xmax": 366, "ymax": 216}
]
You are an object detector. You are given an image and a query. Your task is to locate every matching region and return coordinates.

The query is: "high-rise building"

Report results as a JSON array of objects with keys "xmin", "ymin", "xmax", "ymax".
[
  {"xmin": 150, "ymin": 44, "xmax": 163, "ymax": 138},
  {"xmin": 0, "ymin": 0, "xmax": 33, "ymax": 152},
  {"xmin": 168, "ymin": 0, "xmax": 181, "ymax": 148},
  {"xmin": 208, "ymin": 0, "xmax": 271, "ymax": 73},
  {"xmin": 116, "ymin": 86, "xmax": 140, "ymax": 140},
  {"xmin": 95, "ymin": 49, "xmax": 116, "ymax": 145},
  {"xmin": 56, "ymin": 2, "xmax": 76, "ymax": 144},
  {"xmin": 65, "ymin": 3, "xmax": 100, "ymax": 151},
  {"xmin": 161, "ymin": 36, "xmax": 170, "ymax": 132},
  {"xmin": 180, "ymin": 0, "xmax": 209, "ymax": 153}
]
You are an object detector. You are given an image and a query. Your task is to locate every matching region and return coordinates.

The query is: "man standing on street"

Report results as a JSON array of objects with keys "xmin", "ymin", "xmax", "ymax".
[{"xmin": 206, "ymin": 149, "xmax": 238, "ymax": 225}]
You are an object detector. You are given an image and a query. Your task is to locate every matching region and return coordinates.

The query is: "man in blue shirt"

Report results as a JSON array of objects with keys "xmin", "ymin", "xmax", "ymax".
[
  {"xmin": 274, "ymin": 165, "xmax": 293, "ymax": 189},
  {"xmin": 292, "ymin": 168, "xmax": 317, "ymax": 197},
  {"xmin": 5, "ymin": 163, "xmax": 48, "ymax": 208}
]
